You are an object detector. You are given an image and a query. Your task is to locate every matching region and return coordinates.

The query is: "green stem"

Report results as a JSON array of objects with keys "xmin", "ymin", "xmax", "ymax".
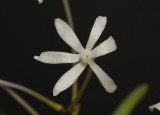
[
  {"xmin": 61, "ymin": 1, "xmax": 93, "ymax": 115},
  {"xmin": 62, "ymin": 0, "xmax": 75, "ymax": 30},
  {"xmin": 2, "ymin": 86, "xmax": 40, "ymax": 115},
  {"xmin": 74, "ymin": 67, "xmax": 92, "ymax": 104},
  {"xmin": 67, "ymin": 67, "xmax": 92, "ymax": 113},
  {"xmin": 0, "ymin": 79, "xmax": 65, "ymax": 112},
  {"xmin": 61, "ymin": 0, "xmax": 78, "ymax": 103}
]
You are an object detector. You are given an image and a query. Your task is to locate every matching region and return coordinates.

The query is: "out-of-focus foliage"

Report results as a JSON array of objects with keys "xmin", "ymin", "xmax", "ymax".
[
  {"xmin": 112, "ymin": 83, "xmax": 149, "ymax": 115},
  {"xmin": 0, "ymin": 107, "xmax": 9, "ymax": 115}
]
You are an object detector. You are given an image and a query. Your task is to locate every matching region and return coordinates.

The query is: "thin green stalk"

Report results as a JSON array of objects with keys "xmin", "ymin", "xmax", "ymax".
[
  {"xmin": 61, "ymin": 0, "xmax": 78, "ymax": 103},
  {"xmin": 61, "ymin": 1, "xmax": 93, "ymax": 115},
  {"xmin": 62, "ymin": 0, "xmax": 74, "ymax": 30},
  {"xmin": 2, "ymin": 86, "xmax": 39, "ymax": 115},
  {"xmin": 70, "ymin": 104, "xmax": 81, "ymax": 115},
  {"xmin": 71, "ymin": 81, "xmax": 78, "ymax": 102},
  {"xmin": 0, "ymin": 79, "xmax": 64, "ymax": 112},
  {"xmin": 67, "ymin": 67, "xmax": 92, "ymax": 113},
  {"xmin": 74, "ymin": 67, "xmax": 92, "ymax": 105}
]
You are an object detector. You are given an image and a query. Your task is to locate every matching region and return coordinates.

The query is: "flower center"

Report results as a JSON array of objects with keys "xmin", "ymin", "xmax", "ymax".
[{"xmin": 81, "ymin": 50, "xmax": 92, "ymax": 63}]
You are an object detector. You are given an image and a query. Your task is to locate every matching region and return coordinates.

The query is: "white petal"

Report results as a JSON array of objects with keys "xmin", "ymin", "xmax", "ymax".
[
  {"xmin": 149, "ymin": 102, "xmax": 160, "ymax": 112},
  {"xmin": 38, "ymin": 0, "xmax": 43, "ymax": 4},
  {"xmin": 34, "ymin": 51, "xmax": 80, "ymax": 64},
  {"xmin": 86, "ymin": 16, "xmax": 107, "ymax": 50},
  {"xmin": 53, "ymin": 62, "xmax": 87, "ymax": 96},
  {"xmin": 91, "ymin": 36, "xmax": 117, "ymax": 58},
  {"xmin": 88, "ymin": 61, "xmax": 117, "ymax": 93},
  {"xmin": 55, "ymin": 18, "xmax": 84, "ymax": 53}
]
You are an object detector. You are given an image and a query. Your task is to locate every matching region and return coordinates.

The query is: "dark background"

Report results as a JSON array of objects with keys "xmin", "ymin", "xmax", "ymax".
[{"xmin": 0, "ymin": 0, "xmax": 160, "ymax": 114}]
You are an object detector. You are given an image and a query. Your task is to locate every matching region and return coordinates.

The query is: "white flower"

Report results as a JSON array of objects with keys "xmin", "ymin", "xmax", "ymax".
[
  {"xmin": 149, "ymin": 102, "xmax": 160, "ymax": 112},
  {"xmin": 34, "ymin": 16, "xmax": 117, "ymax": 96}
]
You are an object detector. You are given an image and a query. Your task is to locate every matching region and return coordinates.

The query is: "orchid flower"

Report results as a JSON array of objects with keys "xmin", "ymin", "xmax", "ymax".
[
  {"xmin": 34, "ymin": 16, "xmax": 117, "ymax": 96},
  {"xmin": 149, "ymin": 102, "xmax": 160, "ymax": 112}
]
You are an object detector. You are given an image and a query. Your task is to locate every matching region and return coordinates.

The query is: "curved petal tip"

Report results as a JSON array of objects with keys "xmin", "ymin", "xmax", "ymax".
[
  {"xmin": 53, "ymin": 88, "xmax": 59, "ymax": 96},
  {"xmin": 98, "ymin": 16, "xmax": 107, "ymax": 22},
  {"xmin": 34, "ymin": 56, "xmax": 39, "ymax": 60},
  {"xmin": 108, "ymin": 84, "xmax": 117, "ymax": 93}
]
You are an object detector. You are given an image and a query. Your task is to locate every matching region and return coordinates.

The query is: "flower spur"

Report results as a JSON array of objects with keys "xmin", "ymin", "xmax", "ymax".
[{"xmin": 34, "ymin": 16, "xmax": 117, "ymax": 96}]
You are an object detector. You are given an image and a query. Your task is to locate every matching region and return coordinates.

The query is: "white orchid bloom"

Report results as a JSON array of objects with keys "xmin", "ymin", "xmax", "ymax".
[
  {"xmin": 34, "ymin": 16, "xmax": 117, "ymax": 96},
  {"xmin": 149, "ymin": 102, "xmax": 160, "ymax": 112}
]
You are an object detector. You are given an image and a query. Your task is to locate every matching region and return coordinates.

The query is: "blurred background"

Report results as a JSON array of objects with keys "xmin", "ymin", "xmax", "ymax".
[{"xmin": 0, "ymin": 0, "xmax": 160, "ymax": 114}]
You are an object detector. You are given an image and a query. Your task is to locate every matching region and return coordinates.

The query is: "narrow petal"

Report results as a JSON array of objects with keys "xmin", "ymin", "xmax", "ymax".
[
  {"xmin": 91, "ymin": 36, "xmax": 117, "ymax": 58},
  {"xmin": 149, "ymin": 102, "xmax": 160, "ymax": 112},
  {"xmin": 34, "ymin": 51, "xmax": 80, "ymax": 64},
  {"xmin": 53, "ymin": 62, "xmax": 87, "ymax": 96},
  {"xmin": 55, "ymin": 18, "xmax": 84, "ymax": 53},
  {"xmin": 86, "ymin": 16, "xmax": 107, "ymax": 50},
  {"xmin": 88, "ymin": 61, "xmax": 117, "ymax": 93}
]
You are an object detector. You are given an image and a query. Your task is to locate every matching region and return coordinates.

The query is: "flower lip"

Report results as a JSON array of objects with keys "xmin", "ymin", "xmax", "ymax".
[{"xmin": 80, "ymin": 50, "xmax": 92, "ymax": 63}]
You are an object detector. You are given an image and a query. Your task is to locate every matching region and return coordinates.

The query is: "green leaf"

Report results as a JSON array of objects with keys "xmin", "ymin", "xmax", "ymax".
[{"xmin": 112, "ymin": 83, "xmax": 149, "ymax": 115}]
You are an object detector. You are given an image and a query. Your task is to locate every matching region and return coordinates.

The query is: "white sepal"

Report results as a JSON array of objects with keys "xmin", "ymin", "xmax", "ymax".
[
  {"xmin": 53, "ymin": 62, "xmax": 87, "ymax": 96},
  {"xmin": 86, "ymin": 16, "xmax": 107, "ymax": 50},
  {"xmin": 88, "ymin": 61, "xmax": 117, "ymax": 93},
  {"xmin": 91, "ymin": 36, "xmax": 117, "ymax": 58},
  {"xmin": 34, "ymin": 51, "xmax": 80, "ymax": 64},
  {"xmin": 55, "ymin": 18, "xmax": 84, "ymax": 53}
]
